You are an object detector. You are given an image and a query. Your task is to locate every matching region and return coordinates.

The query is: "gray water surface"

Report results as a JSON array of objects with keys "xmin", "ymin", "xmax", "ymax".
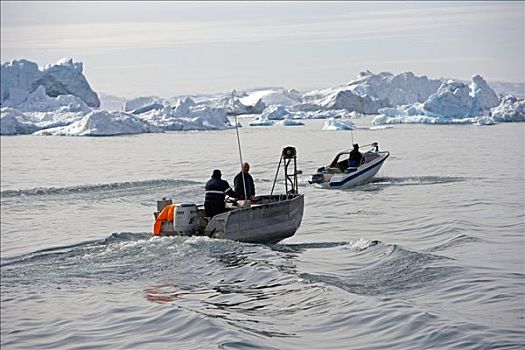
[{"xmin": 1, "ymin": 119, "xmax": 524, "ymax": 349}]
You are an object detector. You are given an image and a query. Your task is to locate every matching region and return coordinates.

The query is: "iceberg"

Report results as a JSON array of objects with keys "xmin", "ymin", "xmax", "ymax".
[
  {"xmin": 293, "ymin": 70, "xmax": 441, "ymax": 116},
  {"xmin": 123, "ymin": 96, "xmax": 169, "ymax": 112},
  {"xmin": 470, "ymin": 75, "xmax": 500, "ymax": 113},
  {"xmin": 249, "ymin": 120, "xmax": 274, "ymax": 126},
  {"xmin": 1, "ymin": 58, "xmax": 100, "ymax": 107},
  {"xmin": 0, "ymin": 57, "xmax": 235, "ymax": 135},
  {"xmin": 258, "ymin": 105, "xmax": 291, "ymax": 120},
  {"xmin": 1, "ymin": 86, "xmax": 90, "ymax": 132},
  {"xmin": 288, "ymin": 102, "xmax": 323, "ymax": 112},
  {"xmin": 322, "ymin": 118, "xmax": 355, "ymax": 130},
  {"xmin": 276, "ymin": 119, "xmax": 305, "ymax": 126},
  {"xmin": 98, "ymin": 92, "xmax": 125, "ymax": 111},
  {"xmin": 34, "ymin": 110, "xmax": 162, "ymax": 136},
  {"xmin": 422, "ymin": 75, "xmax": 499, "ymax": 118},
  {"xmin": 135, "ymin": 97, "xmax": 233, "ymax": 131},
  {"xmin": 303, "ymin": 87, "xmax": 388, "ymax": 114},
  {"xmin": 239, "ymin": 88, "xmax": 302, "ymax": 107},
  {"xmin": 347, "ymin": 70, "xmax": 442, "ymax": 106},
  {"xmin": 372, "ymin": 114, "xmax": 480, "ymax": 125},
  {"xmin": 288, "ymin": 109, "xmax": 350, "ymax": 120},
  {"xmin": 210, "ymin": 92, "xmax": 266, "ymax": 115},
  {"xmin": 254, "ymin": 107, "xmax": 351, "ymax": 122},
  {"xmin": 372, "ymin": 75, "xmax": 521, "ymax": 125},
  {"xmin": 422, "ymin": 80, "xmax": 473, "ymax": 118},
  {"xmin": 0, "ymin": 107, "xmax": 39, "ymax": 135},
  {"xmin": 6, "ymin": 85, "xmax": 91, "ymax": 114},
  {"xmin": 1, "ymin": 60, "xmax": 42, "ymax": 104},
  {"xmin": 490, "ymin": 95, "xmax": 525, "ymax": 122},
  {"xmin": 131, "ymin": 102, "xmax": 165, "ymax": 115},
  {"xmin": 3, "ymin": 57, "xmax": 523, "ymax": 135}
]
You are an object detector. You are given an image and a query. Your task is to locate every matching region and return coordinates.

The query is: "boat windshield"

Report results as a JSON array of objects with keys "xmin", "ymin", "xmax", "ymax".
[{"xmin": 329, "ymin": 152, "xmax": 350, "ymax": 168}]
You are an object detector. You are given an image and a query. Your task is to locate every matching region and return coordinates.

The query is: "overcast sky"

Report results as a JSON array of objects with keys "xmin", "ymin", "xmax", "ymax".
[{"xmin": 1, "ymin": 1, "xmax": 524, "ymax": 98}]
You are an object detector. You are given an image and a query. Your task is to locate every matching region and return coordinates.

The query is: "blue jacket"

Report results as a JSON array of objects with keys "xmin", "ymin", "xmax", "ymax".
[
  {"xmin": 204, "ymin": 177, "xmax": 237, "ymax": 217},
  {"xmin": 348, "ymin": 149, "xmax": 363, "ymax": 167},
  {"xmin": 233, "ymin": 172, "xmax": 255, "ymax": 200}
]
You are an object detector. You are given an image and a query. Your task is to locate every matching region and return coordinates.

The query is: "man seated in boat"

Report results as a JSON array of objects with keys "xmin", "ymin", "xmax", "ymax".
[
  {"xmin": 348, "ymin": 143, "xmax": 363, "ymax": 168},
  {"xmin": 204, "ymin": 169, "xmax": 239, "ymax": 218},
  {"xmin": 233, "ymin": 162, "xmax": 255, "ymax": 201}
]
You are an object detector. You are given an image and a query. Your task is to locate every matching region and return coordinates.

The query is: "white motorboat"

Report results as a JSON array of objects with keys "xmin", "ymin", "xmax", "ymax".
[
  {"xmin": 153, "ymin": 146, "xmax": 304, "ymax": 244},
  {"xmin": 310, "ymin": 142, "xmax": 389, "ymax": 188}
]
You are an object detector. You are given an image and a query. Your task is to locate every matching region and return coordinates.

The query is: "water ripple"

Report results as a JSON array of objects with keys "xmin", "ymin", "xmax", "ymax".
[
  {"xmin": 299, "ymin": 244, "xmax": 461, "ymax": 297},
  {"xmin": 0, "ymin": 178, "xmax": 200, "ymax": 199}
]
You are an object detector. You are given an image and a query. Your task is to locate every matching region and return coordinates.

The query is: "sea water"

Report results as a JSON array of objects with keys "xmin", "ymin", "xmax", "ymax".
[{"xmin": 1, "ymin": 118, "xmax": 524, "ymax": 349}]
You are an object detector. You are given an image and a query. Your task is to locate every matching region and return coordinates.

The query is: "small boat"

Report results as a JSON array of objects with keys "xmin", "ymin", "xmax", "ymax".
[
  {"xmin": 310, "ymin": 142, "xmax": 389, "ymax": 188},
  {"xmin": 153, "ymin": 146, "xmax": 304, "ymax": 244}
]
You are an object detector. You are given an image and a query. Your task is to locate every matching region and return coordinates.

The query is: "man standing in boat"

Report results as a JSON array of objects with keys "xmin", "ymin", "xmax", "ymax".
[
  {"xmin": 234, "ymin": 162, "xmax": 255, "ymax": 201},
  {"xmin": 348, "ymin": 143, "xmax": 363, "ymax": 167},
  {"xmin": 204, "ymin": 169, "xmax": 238, "ymax": 218}
]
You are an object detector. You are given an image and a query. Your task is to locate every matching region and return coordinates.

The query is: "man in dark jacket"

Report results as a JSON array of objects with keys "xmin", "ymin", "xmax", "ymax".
[
  {"xmin": 348, "ymin": 143, "xmax": 363, "ymax": 167},
  {"xmin": 234, "ymin": 162, "xmax": 255, "ymax": 201},
  {"xmin": 204, "ymin": 169, "xmax": 238, "ymax": 218}
]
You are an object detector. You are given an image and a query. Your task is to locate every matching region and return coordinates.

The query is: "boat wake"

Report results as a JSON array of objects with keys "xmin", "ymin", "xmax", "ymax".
[
  {"xmin": 428, "ymin": 234, "xmax": 482, "ymax": 253},
  {"xmin": 369, "ymin": 176, "xmax": 469, "ymax": 186},
  {"xmin": 308, "ymin": 175, "xmax": 470, "ymax": 191},
  {"xmin": 298, "ymin": 244, "xmax": 461, "ymax": 296},
  {"xmin": 0, "ymin": 179, "xmax": 200, "ymax": 199},
  {"xmin": 271, "ymin": 238, "xmax": 380, "ymax": 253},
  {"xmin": 1, "ymin": 231, "xmax": 464, "ymax": 342},
  {"xmin": 1, "ymin": 232, "xmax": 449, "ymax": 300}
]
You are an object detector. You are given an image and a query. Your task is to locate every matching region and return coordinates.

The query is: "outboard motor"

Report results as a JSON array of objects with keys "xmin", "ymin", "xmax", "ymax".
[
  {"xmin": 310, "ymin": 172, "xmax": 325, "ymax": 184},
  {"xmin": 174, "ymin": 203, "xmax": 200, "ymax": 236}
]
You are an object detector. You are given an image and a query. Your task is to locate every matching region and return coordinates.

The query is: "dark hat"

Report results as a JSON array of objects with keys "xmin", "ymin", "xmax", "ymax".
[
  {"xmin": 353, "ymin": 143, "xmax": 359, "ymax": 149},
  {"xmin": 212, "ymin": 169, "xmax": 222, "ymax": 178}
]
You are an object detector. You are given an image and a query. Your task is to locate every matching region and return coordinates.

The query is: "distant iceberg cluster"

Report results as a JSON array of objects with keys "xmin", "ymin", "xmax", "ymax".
[
  {"xmin": 0, "ymin": 59, "xmax": 235, "ymax": 136},
  {"xmin": 372, "ymin": 75, "xmax": 524, "ymax": 125},
  {"xmin": 1, "ymin": 58, "xmax": 524, "ymax": 136}
]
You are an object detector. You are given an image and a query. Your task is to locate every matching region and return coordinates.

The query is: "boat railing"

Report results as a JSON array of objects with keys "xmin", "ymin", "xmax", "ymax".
[{"xmin": 271, "ymin": 146, "xmax": 301, "ymax": 197}]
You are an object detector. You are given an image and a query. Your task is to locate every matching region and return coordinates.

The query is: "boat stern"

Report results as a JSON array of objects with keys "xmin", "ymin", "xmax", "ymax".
[{"xmin": 310, "ymin": 170, "xmax": 325, "ymax": 184}]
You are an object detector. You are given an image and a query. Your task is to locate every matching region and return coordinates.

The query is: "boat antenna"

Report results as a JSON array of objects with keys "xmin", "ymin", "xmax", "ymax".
[
  {"xmin": 350, "ymin": 112, "xmax": 355, "ymax": 148},
  {"xmin": 231, "ymin": 90, "xmax": 248, "ymax": 201}
]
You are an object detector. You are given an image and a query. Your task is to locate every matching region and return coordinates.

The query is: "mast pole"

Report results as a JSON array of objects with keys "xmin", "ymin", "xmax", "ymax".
[{"xmin": 232, "ymin": 90, "xmax": 248, "ymax": 201}]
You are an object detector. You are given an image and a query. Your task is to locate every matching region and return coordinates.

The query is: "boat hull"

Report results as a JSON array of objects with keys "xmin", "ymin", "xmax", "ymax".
[{"xmin": 206, "ymin": 194, "xmax": 304, "ymax": 244}]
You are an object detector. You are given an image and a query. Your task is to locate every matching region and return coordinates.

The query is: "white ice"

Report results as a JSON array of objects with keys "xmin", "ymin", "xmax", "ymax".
[
  {"xmin": 1, "ymin": 58, "xmax": 524, "ymax": 136},
  {"xmin": 372, "ymin": 75, "xmax": 524, "ymax": 125},
  {"xmin": 34, "ymin": 110, "xmax": 162, "ymax": 136},
  {"xmin": 322, "ymin": 118, "xmax": 356, "ymax": 130}
]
